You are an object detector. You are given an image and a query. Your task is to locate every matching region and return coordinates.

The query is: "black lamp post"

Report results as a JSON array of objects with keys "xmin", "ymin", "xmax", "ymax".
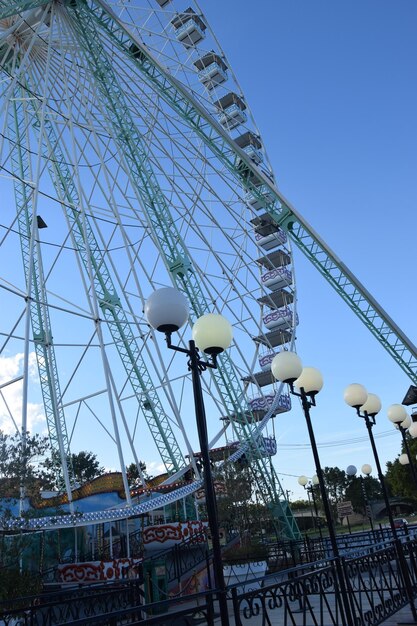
[
  {"xmin": 360, "ymin": 464, "xmax": 375, "ymax": 532},
  {"xmin": 145, "ymin": 287, "xmax": 231, "ymax": 626},
  {"xmin": 298, "ymin": 474, "xmax": 322, "ymax": 537},
  {"xmin": 344, "ymin": 384, "xmax": 417, "ymax": 621},
  {"xmin": 272, "ymin": 351, "xmax": 355, "ymax": 626}
]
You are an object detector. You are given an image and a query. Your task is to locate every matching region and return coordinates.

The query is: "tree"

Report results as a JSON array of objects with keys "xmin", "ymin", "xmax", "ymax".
[
  {"xmin": 214, "ymin": 461, "xmax": 261, "ymax": 536},
  {"xmin": 126, "ymin": 461, "xmax": 150, "ymax": 488},
  {"xmin": 345, "ymin": 475, "xmax": 382, "ymax": 514},
  {"xmin": 42, "ymin": 450, "xmax": 105, "ymax": 489},
  {"xmin": 0, "ymin": 430, "xmax": 51, "ymax": 504},
  {"xmin": 0, "ymin": 430, "xmax": 52, "ymax": 600},
  {"xmin": 322, "ymin": 467, "xmax": 347, "ymax": 505},
  {"xmin": 290, "ymin": 499, "xmax": 311, "ymax": 511},
  {"xmin": 385, "ymin": 434, "xmax": 417, "ymax": 502},
  {"xmin": 71, "ymin": 451, "xmax": 104, "ymax": 484}
]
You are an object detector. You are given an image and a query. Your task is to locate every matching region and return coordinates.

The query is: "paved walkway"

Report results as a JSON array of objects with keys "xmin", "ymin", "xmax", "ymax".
[
  {"xmin": 214, "ymin": 597, "xmax": 417, "ymax": 626},
  {"xmin": 206, "ymin": 601, "xmax": 417, "ymax": 626},
  {"xmin": 156, "ymin": 595, "xmax": 417, "ymax": 625},
  {"xmin": 381, "ymin": 604, "xmax": 417, "ymax": 625}
]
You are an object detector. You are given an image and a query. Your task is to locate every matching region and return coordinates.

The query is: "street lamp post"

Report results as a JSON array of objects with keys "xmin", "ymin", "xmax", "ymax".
[
  {"xmin": 272, "ymin": 352, "xmax": 355, "ymax": 626},
  {"xmin": 145, "ymin": 287, "xmax": 231, "ymax": 626},
  {"xmin": 344, "ymin": 384, "xmax": 417, "ymax": 621},
  {"xmin": 387, "ymin": 404, "xmax": 417, "ymax": 488},
  {"xmin": 298, "ymin": 474, "xmax": 322, "ymax": 538},
  {"xmin": 360, "ymin": 464, "xmax": 375, "ymax": 532},
  {"xmin": 345, "ymin": 465, "xmax": 358, "ymax": 534}
]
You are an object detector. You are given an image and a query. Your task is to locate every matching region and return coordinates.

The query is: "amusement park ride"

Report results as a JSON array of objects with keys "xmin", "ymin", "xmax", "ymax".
[{"xmin": 0, "ymin": 0, "xmax": 416, "ymax": 549}]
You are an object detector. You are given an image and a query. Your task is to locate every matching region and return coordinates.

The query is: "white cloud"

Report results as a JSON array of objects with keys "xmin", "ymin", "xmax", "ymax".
[
  {"xmin": 0, "ymin": 352, "xmax": 45, "ymax": 434},
  {"xmin": 144, "ymin": 460, "xmax": 166, "ymax": 477}
]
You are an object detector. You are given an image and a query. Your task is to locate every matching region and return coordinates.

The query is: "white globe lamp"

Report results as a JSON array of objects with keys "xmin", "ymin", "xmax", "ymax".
[
  {"xmin": 344, "ymin": 384, "xmax": 368, "ymax": 409},
  {"xmin": 271, "ymin": 351, "xmax": 303, "ymax": 383},
  {"xmin": 360, "ymin": 393, "xmax": 382, "ymax": 417},
  {"xmin": 298, "ymin": 475, "xmax": 308, "ymax": 487},
  {"xmin": 294, "ymin": 367, "xmax": 323, "ymax": 395},
  {"xmin": 145, "ymin": 287, "xmax": 189, "ymax": 332},
  {"xmin": 401, "ymin": 415, "xmax": 412, "ymax": 430},
  {"xmin": 387, "ymin": 404, "xmax": 408, "ymax": 425}
]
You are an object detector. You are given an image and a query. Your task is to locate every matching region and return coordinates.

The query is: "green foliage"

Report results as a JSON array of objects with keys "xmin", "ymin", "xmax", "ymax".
[
  {"xmin": 71, "ymin": 451, "xmax": 104, "ymax": 484},
  {"xmin": 345, "ymin": 475, "xmax": 382, "ymax": 513},
  {"xmin": 291, "ymin": 499, "xmax": 311, "ymax": 510},
  {"xmin": 311, "ymin": 466, "xmax": 384, "ymax": 518},
  {"xmin": 214, "ymin": 462, "xmax": 256, "ymax": 534},
  {"xmin": 0, "ymin": 565, "xmax": 42, "ymax": 605},
  {"xmin": 0, "ymin": 430, "xmax": 51, "ymax": 503},
  {"xmin": 43, "ymin": 449, "xmax": 104, "ymax": 488},
  {"xmin": 126, "ymin": 461, "xmax": 150, "ymax": 488},
  {"xmin": 385, "ymin": 434, "xmax": 417, "ymax": 500},
  {"xmin": 223, "ymin": 540, "xmax": 268, "ymax": 564},
  {"xmin": 322, "ymin": 467, "xmax": 347, "ymax": 504}
]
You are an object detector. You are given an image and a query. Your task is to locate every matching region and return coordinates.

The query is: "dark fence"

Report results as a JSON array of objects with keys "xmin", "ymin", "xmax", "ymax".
[
  {"xmin": 0, "ymin": 580, "xmax": 144, "ymax": 626},
  {"xmin": 2, "ymin": 533, "xmax": 417, "ymax": 625}
]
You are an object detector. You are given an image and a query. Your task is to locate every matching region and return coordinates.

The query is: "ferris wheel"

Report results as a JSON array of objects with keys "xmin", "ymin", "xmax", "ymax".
[
  {"xmin": 0, "ymin": 0, "xmax": 301, "ymax": 537},
  {"xmin": 1, "ymin": 1, "xmax": 416, "ymax": 538}
]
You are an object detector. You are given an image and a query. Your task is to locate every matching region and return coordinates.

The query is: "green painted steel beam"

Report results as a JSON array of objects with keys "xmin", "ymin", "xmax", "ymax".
[
  {"xmin": 10, "ymin": 92, "xmax": 75, "ymax": 489},
  {"xmin": 0, "ymin": 0, "xmax": 49, "ymax": 20},
  {"xmin": 90, "ymin": 0, "xmax": 417, "ymax": 386}
]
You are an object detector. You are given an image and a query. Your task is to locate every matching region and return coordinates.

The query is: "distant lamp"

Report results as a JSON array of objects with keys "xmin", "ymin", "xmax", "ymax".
[
  {"xmin": 387, "ymin": 404, "xmax": 408, "ymax": 425},
  {"xmin": 346, "ymin": 465, "xmax": 357, "ymax": 477},
  {"xmin": 361, "ymin": 464, "xmax": 372, "ymax": 475},
  {"xmin": 298, "ymin": 475, "xmax": 308, "ymax": 487},
  {"xmin": 401, "ymin": 415, "xmax": 412, "ymax": 430},
  {"xmin": 399, "ymin": 453, "xmax": 410, "ymax": 466},
  {"xmin": 312, "ymin": 474, "xmax": 319, "ymax": 486}
]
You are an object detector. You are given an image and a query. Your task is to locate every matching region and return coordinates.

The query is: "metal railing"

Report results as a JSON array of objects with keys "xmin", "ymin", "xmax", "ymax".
[{"xmin": 2, "ymin": 532, "xmax": 417, "ymax": 625}]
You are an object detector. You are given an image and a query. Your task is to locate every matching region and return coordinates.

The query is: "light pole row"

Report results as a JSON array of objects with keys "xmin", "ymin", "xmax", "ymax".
[
  {"xmin": 388, "ymin": 404, "xmax": 417, "ymax": 488},
  {"xmin": 345, "ymin": 463, "xmax": 375, "ymax": 532},
  {"xmin": 271, "ymin": 351, "xmax": 356, "ymax": 626},
  {"xmin": 344, "ymin": 383, "xmax": 417, "ymax": 621},
  {"xmin": 298, "ymin": 474, "xmax": 321, "ymax": 536},
  {"xmin": 144, "ymin": 288, "xmax": 417, "ymax": 625}
]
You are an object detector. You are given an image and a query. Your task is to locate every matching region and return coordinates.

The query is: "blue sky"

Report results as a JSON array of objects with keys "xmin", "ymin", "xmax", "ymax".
[{"xmin": 204, "ymin": 1, "xmax": 417, "ymax": 499}]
